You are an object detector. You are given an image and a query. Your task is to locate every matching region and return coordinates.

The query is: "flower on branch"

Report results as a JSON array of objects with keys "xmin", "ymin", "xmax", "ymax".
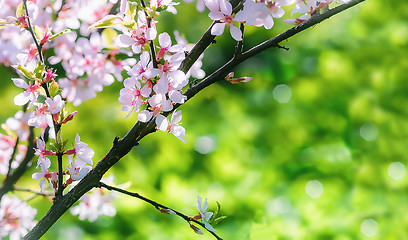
[
  {"xmin": 196, "ymin": 195, "xmax": 217, "ymax": 232},
  {"xmin": 45, "ymin": 95, "xmax": 65, "ymax": 115},
  {"xmin": 12, "ymin": 78, "xmax": 41, "ymax": 107},
  {"xmin": 205, "ymin": 0, "xmax": 243, "ymax": 41},
  {"xmin": 32, "ymin": 157, "xmax": 57, "ymax": 192},
  {"xmin": 235, "ymin": 0, "xmax": 296, "ymax": 29},
  {"xmin": 65, "ymin": 134, "xmax": 95, "ymax": 166}
]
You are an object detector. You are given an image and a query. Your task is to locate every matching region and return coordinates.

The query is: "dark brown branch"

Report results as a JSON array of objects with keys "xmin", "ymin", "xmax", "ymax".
[
  {"xmin": 6, "ymin": 136, "xmax": 19, "ymax": 180},
  {"xmin": 99, "ymin": 182, "xmax": 223, "ymax": 240},
  {"xmin": 0, "ymin": 126, "xmax": 36, "ymax": 198},
  {"xmin": 23, "ymin": 0, "xmax": 366, "ymax": 239}
]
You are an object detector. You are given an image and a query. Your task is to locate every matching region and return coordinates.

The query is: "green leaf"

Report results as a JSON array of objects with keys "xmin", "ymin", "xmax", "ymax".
[
  {"xmin": 88, "ymin": 15, "xmax": 122, "ymax": 30},
  {"xmin": 49, "ymin": 29, "xmax": 71, "ymax": 41},
  {"xmin": 212, "ymin": 216, "xmax": 227, "ymax": 225},
  {"xmin": 34, "ymin": 62, "xmax": 46, "ymax": 79},
  {"xmin": 12, "ymin": 64, "xmax": 35, "ymax": 80},
  {"xmin": 213, "ymin": 201, "xmax": 221, "ymax": 218},
  {"xmin": 102, "ymin": 28, "xmax": 118, "ymax": 49},
  {"xmin": 36, "ymin": 94, "xmax": 46, "ymax": 104},
  {"xmin": 34, "ymin": 25, "xmax": 43, "ymax": 41},
  {"xmin": 16, "ymin": 3, "xmax": 24, "ymax": 17}
]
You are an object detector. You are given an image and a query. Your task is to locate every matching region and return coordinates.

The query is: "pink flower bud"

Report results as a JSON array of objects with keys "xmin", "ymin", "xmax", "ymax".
[
  {"xmin": 189, "ymin": 224, "xmax": 203, "ymax": 235},
  {"xmin": 61, "ymin": 111, "xmax": 78, "ymax": 124}
]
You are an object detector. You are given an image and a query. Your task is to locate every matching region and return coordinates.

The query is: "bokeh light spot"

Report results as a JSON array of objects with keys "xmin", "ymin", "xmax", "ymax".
[
  {"xmin": 305, "ymin": 180, "xmax": 324, "ymax": 199},
  {"xmin": 360, "ymin": 123, "xmax": 378, "ymax": 141},
  {"xmin": 273, "ymin": 84, "xmax": 292, "ymax": 103},
  {"xmin": 194, "ymin": 135, "xmax": 216, "ymax": 154},
  {"xmin": 388, "ymin": 162, "xmax": 406, "ymax": 180},
  {"xmin": 360, "ymin": 219, "xmax": 378, "ymax": 237}
]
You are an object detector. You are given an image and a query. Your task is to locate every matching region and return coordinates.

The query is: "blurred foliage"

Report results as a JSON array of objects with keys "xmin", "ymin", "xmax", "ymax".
[{"xmin": 1, "ymin": 0, "xmax": 408, "ymax": 239}]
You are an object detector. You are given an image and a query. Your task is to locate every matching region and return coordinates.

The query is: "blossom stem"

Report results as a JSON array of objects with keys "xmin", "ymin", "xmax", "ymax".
[
  {"xmin": 55, "ymin": 153, "xmax": 65, "ymax": 198},
  {"xmin": 23, "ymin": 0, "xmax": 44, "ymax": 63},
  {"xmin": 234, "ymin": 23, "xmax": 245, "ymax": 57},
  {"xmin": 98, "ymin": 182, "xmax": 223, "ymax": 240}
]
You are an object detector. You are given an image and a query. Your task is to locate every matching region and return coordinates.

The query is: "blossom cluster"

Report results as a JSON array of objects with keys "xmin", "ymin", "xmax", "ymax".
[{"xmin": 0, "ymin": 195, "xmax": 37, "ymax": 240}]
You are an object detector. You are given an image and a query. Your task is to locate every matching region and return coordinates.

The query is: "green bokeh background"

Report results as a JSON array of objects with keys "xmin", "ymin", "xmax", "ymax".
[{"xmin": 1, "ymin": 0, "xmax": 408, "ymax": 239}]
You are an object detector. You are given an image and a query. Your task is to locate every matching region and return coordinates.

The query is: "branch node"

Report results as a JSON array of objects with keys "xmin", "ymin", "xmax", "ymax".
[
  {"xmin": 276, "ymin": 44, "xmax": 289, "ymax": 51},
  {"xmin": 113, "ymin": 136, "xmax": 120, "ymax": 146}
]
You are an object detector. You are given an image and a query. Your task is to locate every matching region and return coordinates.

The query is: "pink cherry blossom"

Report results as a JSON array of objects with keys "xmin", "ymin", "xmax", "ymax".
[
  {"xmin": 27, "ymin": 103, "xmax": 53, "ymax": 128},
  {"xmin": 0, "ymin": 195, "xmax": 37, "ymax": 240},
  {"xmin": 45, "ymin": 95, "xmax": 65, "ymax": 114},
  {"xmin": 65, "ymin": 134, "xmax": 95, "ymax": 166},
  {"xmin": 70, "ymin": 176, "xmax": 118, "ymax": 222},
  {"xmin": 32, "ymin": 157, "xmax": 57, "ymax": 192},
  {"xmin": 118, "ymin": 77, "xmax": 151, "ymax": 118},
  {"xmin": 34, "ymin": 135, "xmax": 56, "ymax": 167},
  {"xmin": 206, "ymin": 0, "xmax": 242, "ymax": 41},
  {"xmin": 66, "ymin": 155, "xmax": 92, "ymax": 182},
  {"xmin": 12, "ymin": 78, "xmax": 41, "ymax": 106}
]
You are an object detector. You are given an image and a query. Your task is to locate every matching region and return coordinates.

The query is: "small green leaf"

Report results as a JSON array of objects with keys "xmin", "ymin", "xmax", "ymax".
[
  {"xmin": 37, "ymin": 94, "xmax": 46, "ymax": 104},
  {"xmin": 16, "ymin": 3, "xmax": 24, "ymax": 17},
  {"xmin": 88, "ymin": 15, "xmax": 122, "ymax": 30},
  {"xmin": 34, "ymin": 62, "xmax": 46, "ymax": 79},
  {"xmin": 12, "ymin": 64, "xmax": 35, "ymax": 80},
  {"xmin": 101, "ymin": 28, "xmax": 118, "ymax": 49},
  {"xmin": 212, "ymin": 216, "xmax": 227, "ymax": 225},
  {"xmin": 49, "ymin": 29, "xmax": 71, "ymax": 41},
  {"xmin": 34, "ymin": 25, "xmax": 43, "ymax": 40}
]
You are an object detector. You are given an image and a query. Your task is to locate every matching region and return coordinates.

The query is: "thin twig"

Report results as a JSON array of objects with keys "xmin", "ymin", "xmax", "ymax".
[
  {"xmin": 23, "ymin": 0, "xmax": 44, "ymax": 63},
  {"xmin": 99, "ymin": 182, "xmax": 223, "ymax": 240}
]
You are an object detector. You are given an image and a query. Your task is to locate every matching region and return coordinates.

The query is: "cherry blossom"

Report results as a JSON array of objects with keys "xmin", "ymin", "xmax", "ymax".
[
  {"xmin": 34, "ymin": 135, "xmax": 56, "ymax": 166},
  {"xmin": 66, "ymin": 155, "xmax": 92, "ymax": 182},
  {"xmin": 45, "ymin": 95, "xmax": 65, "ymax": 114},
  {"xmin": 173, "ymin": 31, "xmax": 206, "ymax": 79},
  {"xmin": 156, "ymin": 32, "xmax": 183, "ymax": 61},
  {"xmin": 118, "ymin": 77, "xmax": 151, "ymax": 118},
  {"xmin": 206, "ymin": 0, "xmax": 243, "ymax": 41},
  {"xmin": 155, "ymin": 110, "xmax": 187, "ymax": 143},
  {"xmin": 5, "ymin": 111, "xmax": 31, "ymax": 141},
  {"xmin": 70, "ymin": 176, "xmax": 118, "ymax": 222},
  {"xmin": 0, "ymin": 195, "xmax": 37, "ymax": 240},
  {"xmin": 235, "ymin": 0, "xmax": 296, "ymax": 29},
  {"xmin": 0, "ymin": 134, "xmax": 17, "ymax": 175},
  {"xmin": 12, "ymin": 78, "xmax": 41, "ymax": 106},
  {"xmin": 32, "ymin": 157, "xmax": 57, "ymax": 192},
  {"xmin": 195, "ymin": 195, "xmax": 216, "ymax": 231},
  {"xmin": 116, "ymin": 11, "xmax": 157, "ymax": 54},
  {"xmin": 138, "ymin": 93, "xmax": 173, "ymax": 123},
  {"xmin": 65, "ymin": 134, "xmax": 95, "ymax": 166},
  {"xmin": 27, "ymin": 103, "xmax": 53, "ymax": 128}
]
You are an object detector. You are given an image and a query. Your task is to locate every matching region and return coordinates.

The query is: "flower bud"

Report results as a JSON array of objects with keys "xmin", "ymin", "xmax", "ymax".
[
  {"xmin": 61, "ymin": 111, "xmax": 78, "ymax": 124},
  {"xmin": 49, "ymin": 81, "xmax": 60, "ymax": 96}
]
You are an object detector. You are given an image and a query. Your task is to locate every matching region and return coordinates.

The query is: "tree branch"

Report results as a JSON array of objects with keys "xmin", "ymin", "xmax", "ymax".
[
  {"xmin": 23, "ymin": 0, "xmax": 366, "ymax": 239},
  {"xmin": 99, "ymin": 182, "xmax": 223, "ymax": 240},
  {"xmin": 0, "ymin": 126, "xmax": 35, "ymax": 199}
]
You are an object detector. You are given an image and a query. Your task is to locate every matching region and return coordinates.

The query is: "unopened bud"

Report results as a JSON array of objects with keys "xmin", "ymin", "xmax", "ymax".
[
  {"xmin": 160, "ymin": 208, "xmax": 176, "ymax": 214},
  {"xmin": 190, "ymin": 224, "xmax": 203, "ymax": 235},
  {"xmin": 61, "ymin": 111, "xmax": 77, "ymax": 124},
  {"xmin": 49, "ymin": 81, "xmax": 60, "ymax": 96}
]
